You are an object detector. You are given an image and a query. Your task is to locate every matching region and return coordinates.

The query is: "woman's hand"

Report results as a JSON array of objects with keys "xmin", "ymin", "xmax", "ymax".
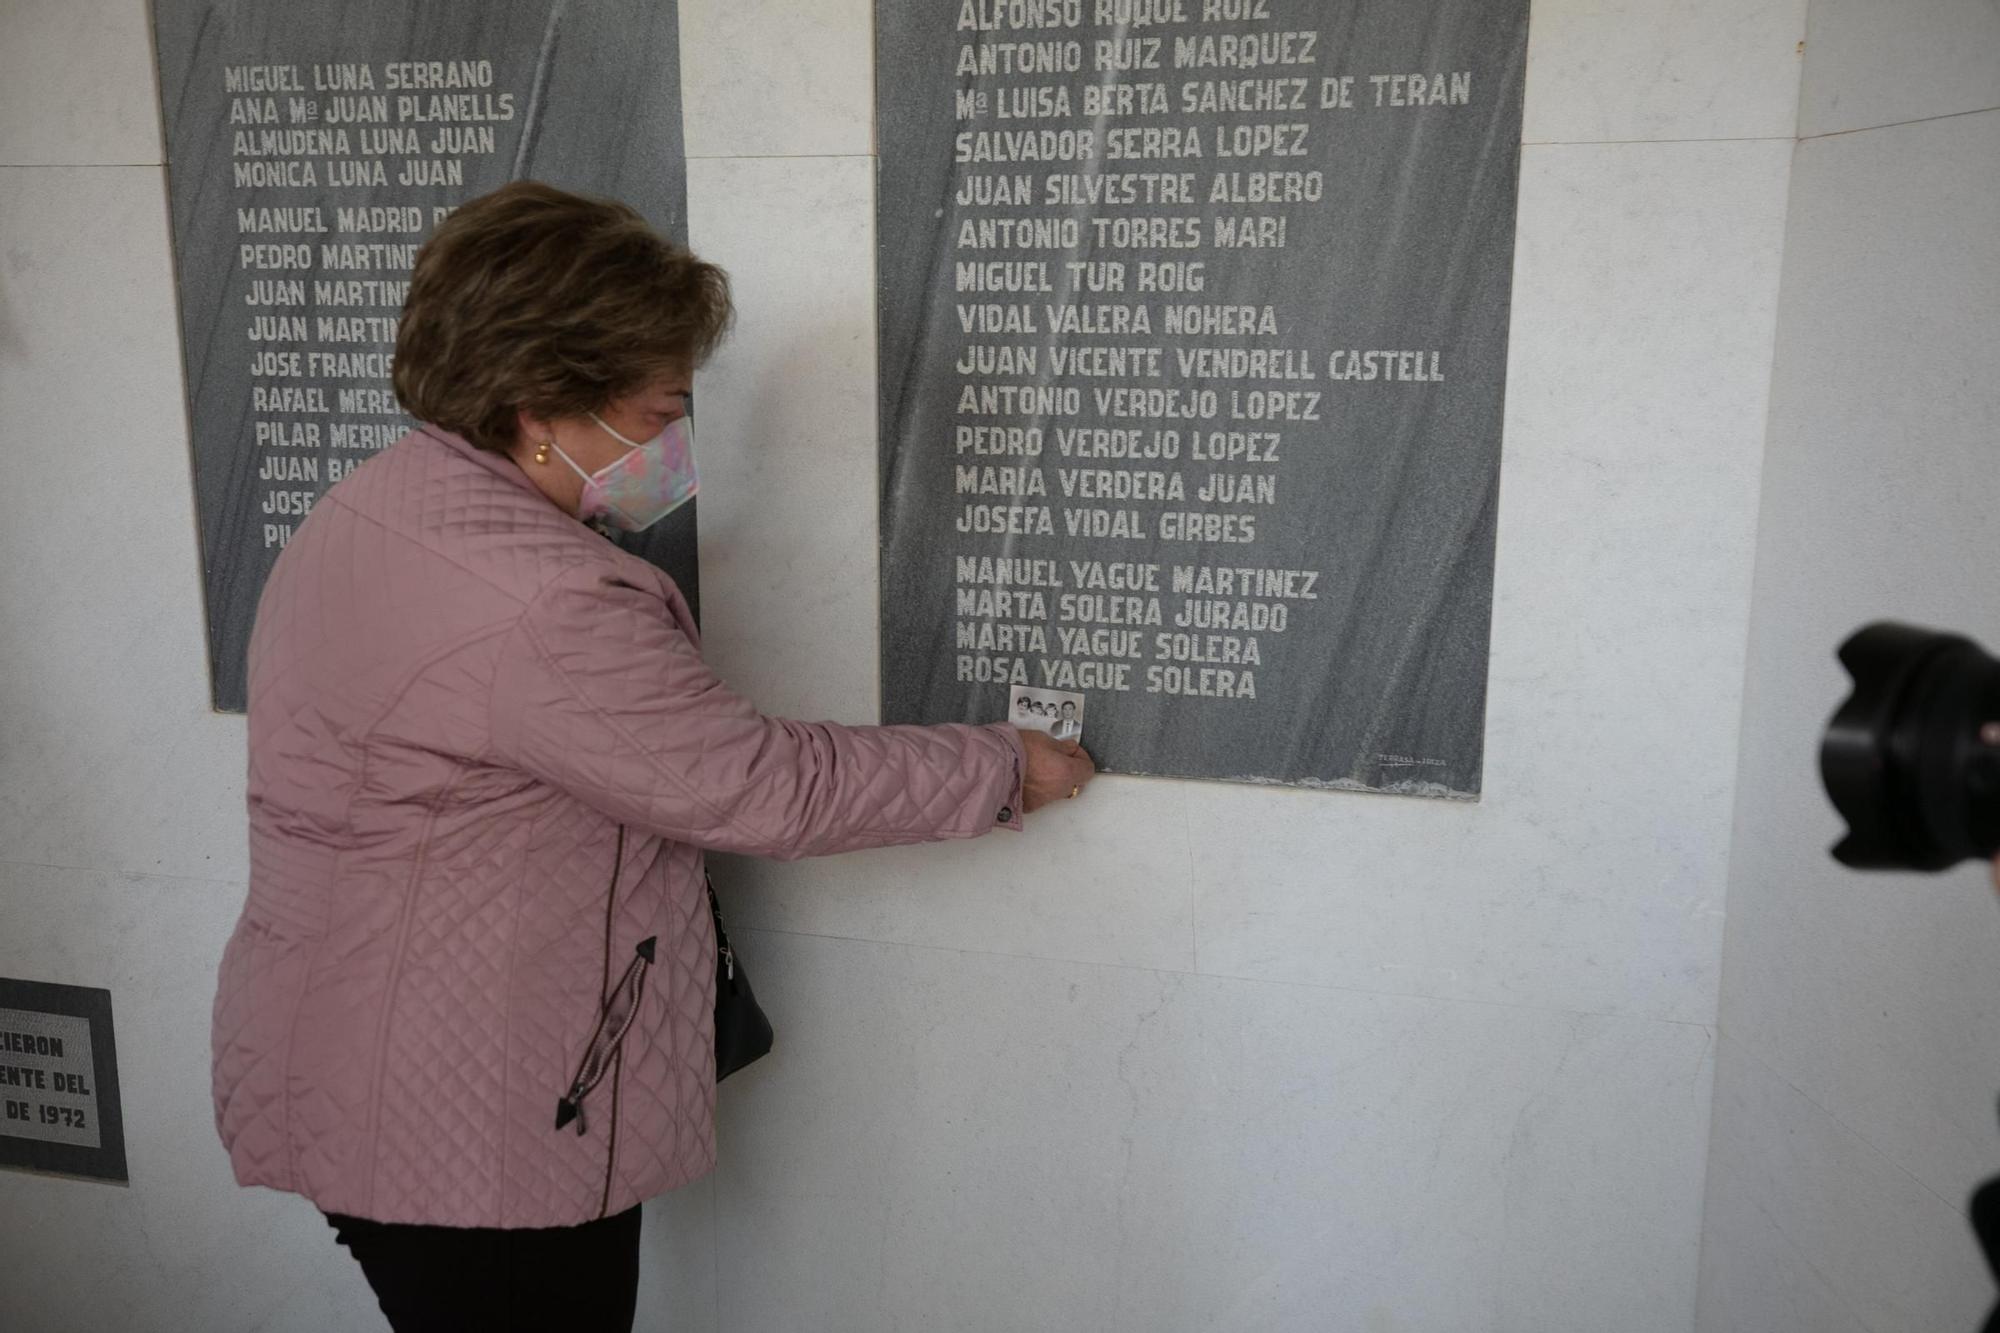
[{"xmin": 1018, "ymin": 729, "xmax": 1097, "ymax": 813}]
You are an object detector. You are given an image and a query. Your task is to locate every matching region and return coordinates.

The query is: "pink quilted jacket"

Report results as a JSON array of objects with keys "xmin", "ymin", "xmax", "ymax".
[{"xmin": 212, "ymin": 426, "xmax": 1025, "ymax": 1228}]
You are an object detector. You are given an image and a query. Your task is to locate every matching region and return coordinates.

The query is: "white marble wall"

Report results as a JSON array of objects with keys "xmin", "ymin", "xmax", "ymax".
[
  {"xmin": 1695, "ymin": 11, "xmax": 2000, "ymax": 1323},
  {"xmin": 682, "ymin": 2, "xmax": 1801, "ymax": 1330},
  {"xmin": 0, "ymin": 1, "xmax": 1812, "ymax": 1329}
]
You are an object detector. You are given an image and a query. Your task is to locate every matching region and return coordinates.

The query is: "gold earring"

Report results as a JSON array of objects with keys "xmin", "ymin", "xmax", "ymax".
[{"xmin": 533, "ymin": 438, "xmax": 553, "ymax": 465}]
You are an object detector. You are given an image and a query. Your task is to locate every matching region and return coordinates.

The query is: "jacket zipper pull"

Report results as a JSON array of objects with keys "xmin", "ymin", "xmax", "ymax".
[
  {"xmin": 554, "ymin": 937, "xmax": 658, "ymax": 1137},
  {"xmin": 708, "ymin": 879, "xmax": 734, "ymax": 979}
]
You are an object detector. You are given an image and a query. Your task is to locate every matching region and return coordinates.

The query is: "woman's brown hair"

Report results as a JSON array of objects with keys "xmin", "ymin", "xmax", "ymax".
[{"xmin": 393, "ymin": 181, "xmax": 732, "ymax": 453}]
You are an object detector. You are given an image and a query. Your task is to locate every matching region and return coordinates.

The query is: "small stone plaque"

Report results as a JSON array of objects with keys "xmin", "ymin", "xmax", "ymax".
[{"xmin": 0, "ymin": 979, "xmax": 126, "ymax": 1184}]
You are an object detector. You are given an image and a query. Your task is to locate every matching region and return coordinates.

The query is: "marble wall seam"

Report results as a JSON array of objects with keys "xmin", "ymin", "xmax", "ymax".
[
  {"xmin": 0, "ymin": 158, "xmax": 167, "ymax": 168},
  {"xmin": 689, "ymin": 138, "xmax": 1809, "ymax": 158},
  {"xmin": 1593, "ymin": 99, "xmax": 1799, "ymax": 1321},
  {"xmin": 1797, "ymin": 101, "xmax": 2000, "ymax": 142},
  {"xmin": 0, "ymin": 163, "xmax": 161, "ymax": 173},
  {"xmin": 1520, "ymin": 134, "xmax": 1796, "ymax": 147},
  {"xmin": 1696, "ymin": 116, "xmax": 1810, "ymax": 986},
  {"xmin": 684, "ymin": 152, "xmax": 876, "ymax": 162},
  {"xmin": 1688, "ymin": 91, "xmax": 1812, "ymax": 1329}
]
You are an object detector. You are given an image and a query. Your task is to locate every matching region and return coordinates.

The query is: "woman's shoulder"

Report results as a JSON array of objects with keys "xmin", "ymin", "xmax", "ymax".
[{"xmin": 315, "ymin": 427, "xmax": 628, "ymax": 605}]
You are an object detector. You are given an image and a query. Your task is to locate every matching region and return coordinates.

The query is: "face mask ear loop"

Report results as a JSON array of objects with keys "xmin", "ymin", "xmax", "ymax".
[
  {"xmin": 545, "ymin": 439, "xmax": 596, "ymax": 486},
  {"xmin": 587, "ymin": 411, "xmax": 648, "ymax": 451}
]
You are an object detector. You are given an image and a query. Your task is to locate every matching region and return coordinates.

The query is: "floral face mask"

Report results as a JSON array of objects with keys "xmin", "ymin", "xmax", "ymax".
[{"xmin": 551, "ymin": 411, "xmax": 698, "ymax": 532}]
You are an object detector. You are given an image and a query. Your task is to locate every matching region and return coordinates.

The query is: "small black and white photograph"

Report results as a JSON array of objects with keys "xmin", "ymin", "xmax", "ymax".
[{"xmin": 1010, "ymin": 685, "xmax": 1085, "ymax": 744}]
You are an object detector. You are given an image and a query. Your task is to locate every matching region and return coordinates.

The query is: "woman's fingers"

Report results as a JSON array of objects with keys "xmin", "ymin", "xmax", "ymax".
[{"xmin": 1017, "ymin": 730, "xmax": 1099, "ymax": 811}]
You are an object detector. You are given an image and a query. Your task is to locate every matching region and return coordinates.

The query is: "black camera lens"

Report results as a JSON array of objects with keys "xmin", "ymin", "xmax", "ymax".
[{"xmin": 1821, "ymin": 622, "xmax": 2000, "ymax": 871}]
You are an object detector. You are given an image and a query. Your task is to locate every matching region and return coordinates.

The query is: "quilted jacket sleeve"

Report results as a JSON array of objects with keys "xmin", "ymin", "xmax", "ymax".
[{"xmin": 488, "ymin": 566, "xmax": 1027, "ymax": 859}]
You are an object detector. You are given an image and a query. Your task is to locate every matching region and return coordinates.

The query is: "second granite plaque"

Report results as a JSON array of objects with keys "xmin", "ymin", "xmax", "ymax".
[{"xmin": 153, "ymin": 0, "xmax": 695, "ymax": 711}]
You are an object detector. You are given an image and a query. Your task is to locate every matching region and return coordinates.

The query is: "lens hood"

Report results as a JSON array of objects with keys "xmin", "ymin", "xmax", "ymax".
[{"xmin": 1821, "ymin": 622, "xmax": 2000, "ymax": 871}]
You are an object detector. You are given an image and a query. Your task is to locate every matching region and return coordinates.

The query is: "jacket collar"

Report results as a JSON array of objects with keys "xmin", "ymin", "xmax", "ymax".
[
  {"xmin": 415, "ymin": 425, "xmax": 701, "ymax": 645},
  {"xmin": 417, "ymin": 424, "xmax": 547, "ymax": 502}
]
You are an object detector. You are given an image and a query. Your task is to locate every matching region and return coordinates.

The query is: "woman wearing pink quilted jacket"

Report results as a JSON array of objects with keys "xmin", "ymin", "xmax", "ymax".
[{"xmin": 210, "ymin": 181, "xmax": 1096, "ymax": 1332}]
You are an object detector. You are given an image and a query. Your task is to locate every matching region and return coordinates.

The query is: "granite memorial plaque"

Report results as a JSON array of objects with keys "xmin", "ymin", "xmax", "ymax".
[
  {"xmin": 877, "ymin": 0, "xmax": 1526, "ymax": 795},
  {"xmin": 0, "ymin": 979, "xmax": 126, "ymax": 1185},
  {"xmin": 152, "ymin": 0, "xmax": 694, "ymax": 711}
]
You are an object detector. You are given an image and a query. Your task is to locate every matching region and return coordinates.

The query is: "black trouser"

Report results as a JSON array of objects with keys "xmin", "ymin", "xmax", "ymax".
[{"xmin": 325, "ymin": 1205, "xmax": 642, "ymax": 1332}]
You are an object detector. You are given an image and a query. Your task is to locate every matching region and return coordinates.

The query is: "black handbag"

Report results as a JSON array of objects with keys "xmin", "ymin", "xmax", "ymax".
[{"xmin": 708, "ymin": 877, "xmax": 773, "ymax": 1080}]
